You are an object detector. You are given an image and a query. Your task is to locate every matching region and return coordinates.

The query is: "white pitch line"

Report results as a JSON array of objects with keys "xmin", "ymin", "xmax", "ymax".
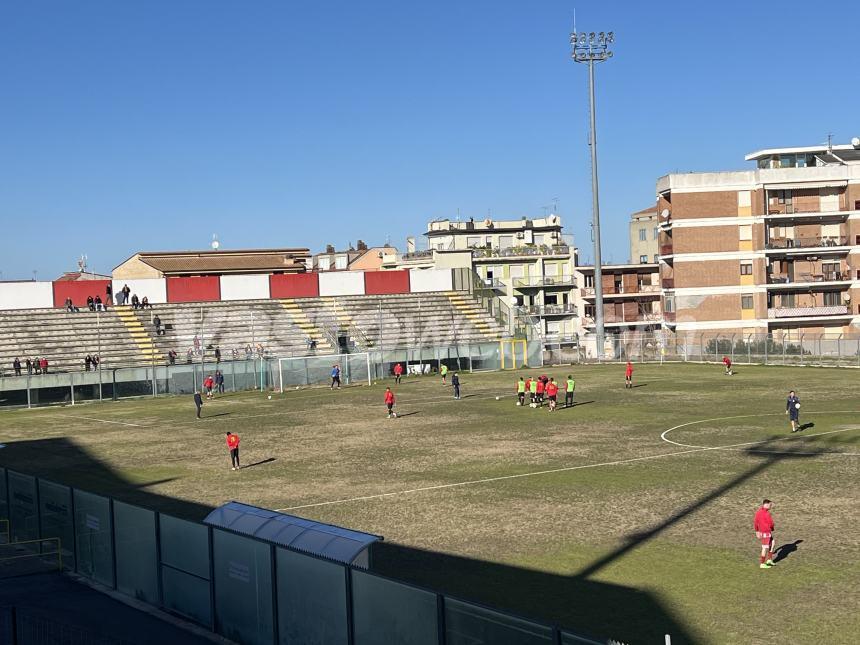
[
  {"xmin": 277, "ymin": 412, "xmax": 860, "ymax": 511},
  {"xmin": 71, "ymin": 416, "xmax": 143, "ymax": 428}
]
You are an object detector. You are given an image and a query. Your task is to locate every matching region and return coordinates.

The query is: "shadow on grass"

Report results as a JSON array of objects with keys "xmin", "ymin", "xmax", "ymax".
[
  {"xmin": 630, "ymin": 383, "xmax": 648, "ymax": 388},
  {"xmin": 204, "ymin": 412, "xmax": 232, "ymax": 418},
  {"xmin": 241, "ymin": 457, "xmax": 276, "ymax": 470},
  {"xmin": 798, "ymin": 422, "xmax": 815, "ymax": 431},
  {"xmin": 773, "ymin": 539, "xmax": 803, "ymax": 563},
  {"xmin": 396, "ymin": 411, "xmax": 420, "ymax": 418},
  {"xmin": 561, "ymin": 400, "xmax": 594, "ymax": 409}
]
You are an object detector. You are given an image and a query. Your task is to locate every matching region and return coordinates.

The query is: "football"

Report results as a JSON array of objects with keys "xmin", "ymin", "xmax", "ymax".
[
  {"xmin": 495, "ymin": 396, "xmax": 500, "ymax": 401},
  {"xmin": 795, "ymin": 402, "xmax": 800, "ymax": 409},
  {"xmin": 267, "ymin": 395, "xmax": 272, "ymax": 400}
]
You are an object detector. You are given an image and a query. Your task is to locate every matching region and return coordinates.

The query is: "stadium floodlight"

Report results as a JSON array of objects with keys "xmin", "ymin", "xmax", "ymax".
[{"xmin": 570, "ymin": 26, "xmax": 615, "ymax": 359}]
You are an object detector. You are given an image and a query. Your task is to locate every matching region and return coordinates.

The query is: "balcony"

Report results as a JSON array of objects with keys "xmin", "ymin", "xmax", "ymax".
[
  {"xmin": 767, "ymin": 305, "xmax": 849, "ymax": 319},
  {"xmin": 765, "ymin": 236, "xmax": 848, "ymax": 251},
  {"xmin": 513, "ymin": 276, "xmax": 576, "ymax": 289},
  {"xmin": 581, "ymin": 284, "xmax": 661, "ymax": 298},
  {"xmin": 518, "ymin": 304, "xmax": 578, "ymax": 317},
  {"xmin": 659, "ymin": 244, "xmax": 673, "ymax": 256},
  {"xmin": 582, "ymin": 312, "xmax": 662, "ymax": 326},
  {"xmin": 399, "ymin": 249, "xmax": 434, "ymax": 262},
  {"xmin": 481, "ymin": 278, "xmax": 505, "ymax": 290},
  {"xmin": 472, "ymin": 244, "xmax": 570, "ymax": 259},
  {"xmin": 766, "ymin": 271, "xmax": 851, "ymax": 285}
]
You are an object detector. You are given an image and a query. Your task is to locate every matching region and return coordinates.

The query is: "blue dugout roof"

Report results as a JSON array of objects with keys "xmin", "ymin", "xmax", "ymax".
[{"xmin": 203, "ymin": 501, "xmax": 382, "ymax": 566}]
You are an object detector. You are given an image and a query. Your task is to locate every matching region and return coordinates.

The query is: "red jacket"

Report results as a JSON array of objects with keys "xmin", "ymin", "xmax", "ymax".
[
  {"xmin": 204, "ymin": 377, "xmax": 214, "ymax": 388},
  {"xmin": 226, "ymin": 434, "xmax": 240, "ymax": 450},
  {"xmin": 753, "ymin": 507, "xmax": 774, "ymax": 533},
  {"xmin": 536, "ymin": 380, "xmax": 545, "ymax": 394},
  {"xmin": 546, "ymin": 382, "xmax": 558, "ymax": 396},
  {"xmin": 625, "ymin": 363, "xmax": 633, "ymax": 376},
  {"xmin": 393, "ymin": 364, "xmax": 403, "ymax": 375},
  {"xmin": 384, "ymin": 390, "xmax": 395, "ymax": 404},
  {"xmin": 723, "ymin": 356, "xmax": 731, "ymax": 366}
]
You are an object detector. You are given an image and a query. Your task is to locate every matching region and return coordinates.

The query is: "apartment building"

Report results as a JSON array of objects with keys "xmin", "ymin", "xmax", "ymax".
[
  {"xmin": 574, "ymin": 264, "xmax": 662, "ymax": 333},
  {"xmin": 657, "ymin": 139, "xmax": 860, "ymax": 337},
  {"xmin": 629, "ymin": 206, "xmax": 659, "ymax": 264},
  {"xmin": 382, "ymin": 215, "xmax": 579, "ymax": 339}
]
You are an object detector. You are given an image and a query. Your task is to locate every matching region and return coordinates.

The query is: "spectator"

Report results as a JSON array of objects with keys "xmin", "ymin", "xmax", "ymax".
[
  {"xmin": 87, "ymin": 295, "xmax": 95, "ymax": 311},
  {"xmin": 193, "ymin": 335, "xmax": 201, "ymax": 352},
  {"xmin": 131, "ymin": 294, "xmax": 140, "ymax": 309},
  {"xmin": 153, "ymin": 314, "xmax": 163, "ymax": 336},
  {"xmin": 215, "ymin": 346, "xmax": 221, "ymax": 364},
  {"xmin": 40, "ymin": 357, "xmax": 49, "ymax": 374},
  {"xmin": 94, "ymin": 295, "xmax": 103, "ymax": 311},
  {"xmin": 106, "ymin": 282, "xmax": 113, "ymax": 305},
  {"xmin": 215, "ymin": 370, "xmax": 225, "ymax": 394},
  {"xmin": 231, "ymin": 347, "xmax": 239, "ymax": 360},
  {"xmin": 168, "ymin": 349, "xmax": 177, "ymax": 365},
  {"xmin": 92, "ymin": 355, "xmax": 100, "ymax": 369},
  {"xmin": 65, "ymin": 297, "xmax": 75, "ymax": 312},
  {"xmin": 121, "ymin": 284, "xmax": 131, "ymax": 305},
  {"xmin": 186, "ymin": 348, "xmax": 194, "ymax": 364},
  {"xmin": 33, "ymin": 357, "xmax": 41, "ymax": 375},
  {"xmin": 256, "ymin": 343, "xmax": 264, "ymax": 357},
  {"xmin": 141, "ymin": 296, "xmax": 151, "ymax": 309},
  {"xmin": 25, "ymin": 357, "xmax": 32, "ymax": 375},
  {"xmin": 13, "ymin": 357, "xmax": 21, "ymax": 376},
  {"xmin": 203, "ymin": 374, "xmax": 214, "ymax": 398},
  {"xmin": 244, "ymin": 344, "xmax": 252, "ymax": 360},
  {"xmin": 85, "ymin": 355, "xmax": 92, "ymax": 372}
]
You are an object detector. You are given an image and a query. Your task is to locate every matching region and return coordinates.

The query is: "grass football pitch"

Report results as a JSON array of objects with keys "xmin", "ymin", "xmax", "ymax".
[{"xmin": 1, "ymin": 362, "xmax": 858, "ymax": 644}]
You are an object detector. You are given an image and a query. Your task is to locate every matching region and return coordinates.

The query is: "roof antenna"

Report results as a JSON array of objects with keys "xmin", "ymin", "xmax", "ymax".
[{"xmin": 827, "ymin": 133, "xmax": 833, "ymax": 154}]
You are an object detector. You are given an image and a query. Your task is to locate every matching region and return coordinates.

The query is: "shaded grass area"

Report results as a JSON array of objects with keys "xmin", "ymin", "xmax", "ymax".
[{"xmin": 1, "ymin": 363, "xmax": 858, "ymax": 643}]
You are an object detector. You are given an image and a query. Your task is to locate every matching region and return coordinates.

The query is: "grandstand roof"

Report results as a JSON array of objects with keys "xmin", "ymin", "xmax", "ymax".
[{"xmin": 115, "ymin": 248, "xmax": 310, "ymax": 277}]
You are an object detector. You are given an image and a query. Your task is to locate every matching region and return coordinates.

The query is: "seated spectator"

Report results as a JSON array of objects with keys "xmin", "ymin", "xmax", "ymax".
[
  {"xmin": 87, "ymin": 295, "xmax": 95, "ymax": 311},
  {"xmin": 131, "ymin": 294, "xmax": 140, "ymax": 309},
  {"xmin": 141, "ymin": 296, "xmax": 151, "ymax": 309},
  {"xmin": 94, "ymin": 295, "xmax": 103, "ymax": 311},
  {"xmin": 65, "ymin": 297, "xmax": 75, "ymax": 312},
  {"xmin": 168, "ymin": 349, "xmax": 177, "ymax": 365}
]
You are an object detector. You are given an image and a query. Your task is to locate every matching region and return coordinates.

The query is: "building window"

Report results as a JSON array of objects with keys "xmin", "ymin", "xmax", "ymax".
[
  {"xmin": 653, "ymin": 227, "xmax": 659, "ymax": 240},
  {"xmin": 466, "ymin": 236, "xmax": 481, "ymax": 248},
  {"xmin": 823, "ymin": 292, "xmax": 841, "ymax": 307},
  {"xmin": 653, "ymin": 254, "xmax": 659, "ymax": 263},
  {"xmin": 739, "ymin": 225, "xmax": 752, "ymax": 241},
  {"xmin": 499, "ymin": 235, "xmax": 514, "ymax": 249},
  {"xmin": 663, "ymin": 295, "xmax": 674, "ymax": 313},
  {"xmin": 741, "ymin": 294, "xmax": 754, "ymax": 310},
  {"xmin": 740, "ymin": 262, "xmax": 753, "ymax": 276},
  {"xmin": 318, "ymin": 256, "xmax": 331, "ymax": 271},
  {"xmin": 334, "ymin": 256, "xmax": 348, "ymax": 270},
  {"xmin": 533, "ymin": 234, "xmax": 545, "ymax": 246},
  {"xmin": 639, "ymin": 255, "xmax": 648, "ymax": 264},
  {"xmin": 639, "ymin": 228, "xmax": 647, "ymax": 241},
  {"xmin": 584, "ymin": 305, "xmax": 596, "ymax": 318},
  {"xmin": 584, "ymin": 275, "xmax": 594, "ymax": 288}
]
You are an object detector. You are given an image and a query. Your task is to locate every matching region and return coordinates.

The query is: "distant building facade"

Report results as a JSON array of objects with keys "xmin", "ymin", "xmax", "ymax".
[{"xmin": 629, "ymin": 206, "xmax": 659, "ymax": 264}]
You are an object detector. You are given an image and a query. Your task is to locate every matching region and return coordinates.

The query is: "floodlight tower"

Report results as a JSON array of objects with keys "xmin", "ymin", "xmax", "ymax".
[{"xmin": 571, "ymin": 29, "xmax": 613, "ymax": 358}]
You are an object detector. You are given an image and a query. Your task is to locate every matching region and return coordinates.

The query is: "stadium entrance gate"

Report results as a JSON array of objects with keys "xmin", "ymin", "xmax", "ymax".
[{"xmin": 499, "ymin": 339, "xmax": 528, "ymax": 370}]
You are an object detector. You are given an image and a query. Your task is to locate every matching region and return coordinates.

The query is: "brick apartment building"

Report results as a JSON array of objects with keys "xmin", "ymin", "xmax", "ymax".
[
  {"xmin": 574, "ymin": 264, "xmax": 662, "ymax": 334},
  {"xmin": 657, "ymin": 139, "xmax": 860, "ymax": 337}
]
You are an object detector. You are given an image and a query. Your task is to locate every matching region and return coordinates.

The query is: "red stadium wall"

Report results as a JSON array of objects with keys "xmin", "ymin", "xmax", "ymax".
[
  {"xmin": 269, "ymin": 273, "xmax": 320, "ymax": 298},
  {"xmin": 364, "ymin": 270, "xmax": 410, "ymax": 295},
  {"xmin": 166, "ymin": 276, "xmax": 221, "ymax": 303},
  {"xmin": 53, "ymin": 280, "xmax": 112, "ymax": 308}
]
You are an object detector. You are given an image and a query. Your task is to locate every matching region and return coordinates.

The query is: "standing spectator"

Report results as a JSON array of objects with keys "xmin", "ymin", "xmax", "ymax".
[
  {"xmin": 214, "ymin": 346, "xmax": 221, "ymax": 364},
  {"xmin": 131, "ymin": 294, "xmax": 140, "ymax": 309},
  {"xmin": 40, "ymin": 357, "xmax": 49, "ymax": 374},
  {"xmin": 141, "ymin": 296, "xmax": 151, "ymax": 309},
  {"xmin": 26, "ymin": 357, "xmax": 33, "ymax": 375},
  {"xmin": 231, "ymin": 347, "xmax": 239, "ymax": 360},
  {"xmin": 186, "ymin": 348, "xmax": 194, "ymax": 363},
  {"xmin": 204, "ymin": 374, "xmax": 214, "ymax": 398},
  {"xmin": 393, "ymin": 362, "xmax": 403, "ymax": 384},
  {"xmin": 85, "ymin": 355, "xmax": 92, "ymax": 372},
  {"xmin": 194, "ymin": 390, "xmax": 203, "ymax": 419},
  {"xmin": 94, "ymin": 295, "xmax": 103, "ymax": 311},
  {"xmin": 330, "ymin": 364, "xmax": 341, "ymax": 389},
  {"xmin": 13, "ymin": 357, "xmax": 22, "ymax": 376},
  {"xmin": 106, "ymin": 282, "xmax": 113, "ymax": 305},
  {"xmin": 226, "ymin": 432, "xmax": 240, "ymax": 471},
  {"xmin": 215, "ymin": 370, "xmax": 225, "ymax": 394},
  {"xmin": 93, "ymin": 355, "xmax": 100, "ymax": 369},
  {"xmin": 451, "ymin": 372, "xmax": 461, "ymax": 400},
  {"xmin": 193, "ymin": 335, "xmax": 201, "ymax": 353},
  {"xmin": 122, "ymin": 284, "xmax": 131, "ymax": 305},
  {"xmin": 256, "ymin": 343, "xmax": 265, "ymax": 357},
  {"xmin": 33, "ymin": 357, "xmax": 41, "ymax": 375},
  {"xmin": 87, "ymin": 295, "xmax": 95, "ymax": 311},
  {"xmin": 168, "ymin": 349, "xmax": 177, "ymax": 365},
  {"xmin": 244, "ymin": 344, "xmax": 252, "ymax": 359},
  {"xmin": 153, "ymin": 314, "xmax": 163, "ymax": 336}
]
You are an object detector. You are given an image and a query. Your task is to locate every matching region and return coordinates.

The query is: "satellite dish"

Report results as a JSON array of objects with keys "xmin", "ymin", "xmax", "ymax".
[
  {"xmin": 484, "ymin": 218, "xmax": 493, "ymax": 228},
  {"xmin": 852, "ymin": 137, "xmax": 860, "ymax": 149},
  {"xmin": 211, "ymin": 240, "xmax": 220, "ymax": 250},
  {"xmin": 660, "ymin": 209, "xmax": 670, "ymax": 219}
]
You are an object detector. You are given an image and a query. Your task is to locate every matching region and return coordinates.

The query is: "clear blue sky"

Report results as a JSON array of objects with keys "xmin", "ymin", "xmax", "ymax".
[{"xmin": 2, "ymin": 1, "xmax": 859, "ymax": 279}]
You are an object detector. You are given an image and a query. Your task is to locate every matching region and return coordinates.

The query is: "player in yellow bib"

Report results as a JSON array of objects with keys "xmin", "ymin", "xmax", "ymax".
[
  {"xmin": 440, "ymin": 364, "xmax": 449, "ymax": 385},
  {"xmin": 516, "ymin": 377, "xmax": 526, "ymax": 406},
  {"xmin": 528, "ymin": 377, "xmax": 538, "ymax": 407},
  {"xmin": 565, "ymin": 375, "xmax": 576, "ymax": 408}
]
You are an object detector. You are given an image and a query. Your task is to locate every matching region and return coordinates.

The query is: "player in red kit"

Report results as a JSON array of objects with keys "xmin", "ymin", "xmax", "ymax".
[
  {"xmin": 723, "ymin": 356, "xmax": 733, "ymax": 375},
  {"xmin": 625, "ymin": 361, "xmax": 633, "ymax": 388},
  {"xmin": 393, "ymin": 362, "xmax": 403, "ymax": 385},
  {"xmin": 226, "ymin": 432, "xmax": 240, "ymax": 471},
  {"xmin": 535, "ymin": 377, "xmax": 545, "ymax": 407},
  {"xmin": 385, "ymin": 387, "xmax": 397, "ymax": 419},
  {"xmin": 545, "ymin": 378, "xmax": 559, "ymax": 412},
  {"xmin": 754, "ymin": 499, "xmax": 776, "ymax": 568}
]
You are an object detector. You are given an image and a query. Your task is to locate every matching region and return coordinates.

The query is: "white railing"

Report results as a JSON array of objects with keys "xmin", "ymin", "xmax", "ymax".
[{"xmin": 768, "ymin": 305, "xmax": 849, "ymax": 319}]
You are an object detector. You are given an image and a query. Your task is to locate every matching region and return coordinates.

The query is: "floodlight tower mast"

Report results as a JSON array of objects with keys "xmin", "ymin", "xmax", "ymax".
[{"xmin": 571, "ymin": 29, "xmax": 614, "ymax": 358}]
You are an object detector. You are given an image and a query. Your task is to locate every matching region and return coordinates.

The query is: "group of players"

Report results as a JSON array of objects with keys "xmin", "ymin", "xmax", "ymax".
[{"xmin": 515, "ymin": 374, "xmax": 575, "ymax": 411}]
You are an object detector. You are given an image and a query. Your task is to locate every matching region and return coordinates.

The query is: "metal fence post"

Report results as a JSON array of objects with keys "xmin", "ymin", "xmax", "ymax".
[
  {"xmin": 799, "ymin": 334, "xmax": 804, "ymax": 366},
  {"xmin": 746, "ymin": 334, "xmax": 751, "ymax": 364}
]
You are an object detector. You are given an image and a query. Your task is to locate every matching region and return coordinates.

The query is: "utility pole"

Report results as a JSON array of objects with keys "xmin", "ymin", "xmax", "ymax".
[{"xmin": 571, "ymin": 28, "xmax": 614, "ymax": 358}]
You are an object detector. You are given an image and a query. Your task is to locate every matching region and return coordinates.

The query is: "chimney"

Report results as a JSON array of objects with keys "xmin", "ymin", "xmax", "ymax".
[
  {"xmin": 357, "ymin": 239, "xmax": 368, "ymax": 251},
  {"xmin": 406, "ymin": 237, "xmax": 416, "ymax": 253},
  {"xmin": 325, "ymin": 244, "xmax": 335, "ymax": 254}
]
